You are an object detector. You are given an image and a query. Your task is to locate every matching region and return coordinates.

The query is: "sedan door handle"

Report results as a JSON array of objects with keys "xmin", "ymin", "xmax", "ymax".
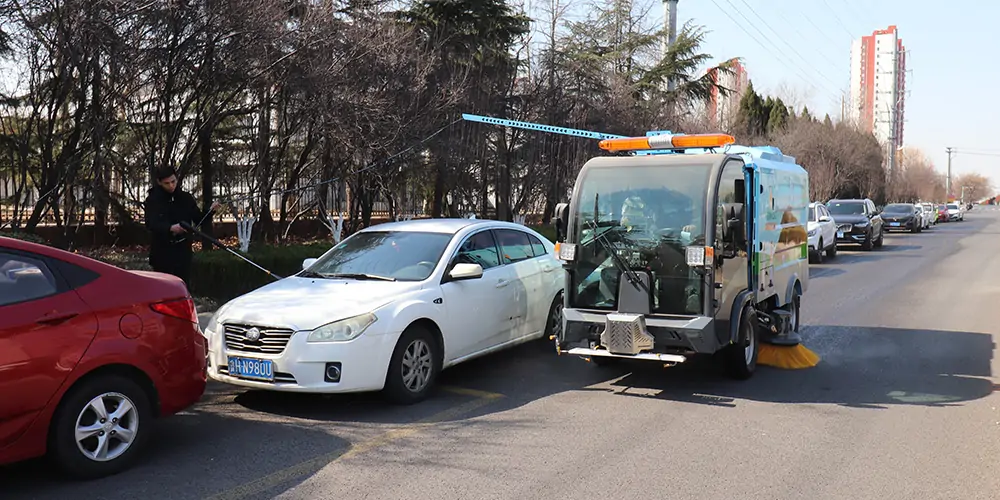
[
  {"xmin": 541, "ymin": 264, "xmax": 555, "ymax": 273},
  {"xmin": 496, "ymin": 279, "xmax": 510, "ymax": 288},
  {"xmin": 36, "ymin": 312, "xmax": 78, "ymax": 326}
]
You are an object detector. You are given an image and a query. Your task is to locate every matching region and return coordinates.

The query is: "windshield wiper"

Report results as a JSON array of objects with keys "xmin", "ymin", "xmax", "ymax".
[
  {"xmin": 588, "ymin": 193, "xmax": 649, "ymax": 294},
  {"xmin": 326, "ymin": 273, "xmax": 397, "ymax": 282},
  {"xmin": 298, "ymin": 270, "xmax": 327, "ymax": 279}
]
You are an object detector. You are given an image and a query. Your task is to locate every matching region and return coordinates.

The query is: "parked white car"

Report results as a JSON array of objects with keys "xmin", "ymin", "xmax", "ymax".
[
  {"xmin": 946, "ymin": 202, "xmax": 965, "ymax": 221},
  {"xmin": 807, "ymin": 202, "xmax": 837, "ymax": 263},
  {"xmin": 205, "ymin": 219, "xmax": 565, "ymax": 404},
  {"xmin": 920, "ymin": 202, "xmax": 936, "ymax": 228}
]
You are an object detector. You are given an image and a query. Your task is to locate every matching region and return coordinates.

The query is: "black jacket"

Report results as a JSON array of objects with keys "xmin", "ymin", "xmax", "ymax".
[{"xmin": 144, "ymin": 185, "xmax": 209, "ymax": 253}]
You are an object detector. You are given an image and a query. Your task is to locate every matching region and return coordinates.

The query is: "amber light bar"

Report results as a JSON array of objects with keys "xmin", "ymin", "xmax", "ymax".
[{"xmin": 598, "ymin": 133, "xmax": 736, "ymax": 152}]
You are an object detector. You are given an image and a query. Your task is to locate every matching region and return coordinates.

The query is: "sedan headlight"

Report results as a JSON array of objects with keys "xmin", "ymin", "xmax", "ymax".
[
  {"xmin": 807, "ymin": 229, "xmax": 817, "ymax": 237},
  {"xmin": 307, "ymin": 312, "xmax": 377, "ymax": 343},
  {"xmin": 855, "ymin": 220, "xmax": 870, "ymax": 227}
]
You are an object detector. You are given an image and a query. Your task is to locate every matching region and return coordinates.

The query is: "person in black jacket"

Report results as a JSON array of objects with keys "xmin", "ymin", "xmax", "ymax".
[{"xmin": 143, "ymin": 166, "xmax": 220, "ymax": 286}]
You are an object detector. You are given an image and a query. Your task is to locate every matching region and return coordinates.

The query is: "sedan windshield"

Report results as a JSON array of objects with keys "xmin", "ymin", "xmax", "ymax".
[
  {"xmin": 883, "ymin": 204, "xmax": 913, "ymax": 214},
  {"xmin": 567, "ymin": 161, "xmax": 711, "ymax": 315},
  {"xmin": 304, "ymin": 231, "xmax": 453, "ymax": 281},
  {"xmin": 827, "ymin": 201, "xmax": 865, "ymax": 215}
]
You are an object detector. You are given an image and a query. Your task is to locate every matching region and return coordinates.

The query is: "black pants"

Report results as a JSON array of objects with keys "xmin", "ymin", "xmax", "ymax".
[{"xmin": 150, "ymin": 247, "xmax": 193, "ymax": 287}]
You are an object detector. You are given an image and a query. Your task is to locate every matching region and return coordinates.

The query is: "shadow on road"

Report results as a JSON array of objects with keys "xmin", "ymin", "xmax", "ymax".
[
  {"xmin": 582, "ymin": 325, "xmax": 995, "ymax": 410},
  {"xmin": 0, "ymin": 402, "xmax": 350, "ymax": 500},
  {"xmin": 809, "ymin": 266, "xmax": 846, "ymax": 279}
]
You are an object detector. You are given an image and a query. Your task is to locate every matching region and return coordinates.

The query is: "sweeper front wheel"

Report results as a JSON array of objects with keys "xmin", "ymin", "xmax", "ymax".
[{"xmin": 722, "ymin": 305, "xmax": 758, "ymax": 380}]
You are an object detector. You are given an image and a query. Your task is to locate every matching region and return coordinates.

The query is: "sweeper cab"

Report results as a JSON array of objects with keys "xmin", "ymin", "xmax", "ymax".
[{"xmin": 462, "ymin": 114, "xmax": 815, "ymax": 376}]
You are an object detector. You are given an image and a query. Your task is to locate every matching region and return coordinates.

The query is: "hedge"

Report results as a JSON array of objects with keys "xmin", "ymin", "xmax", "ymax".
[
  {"xmin": 188, "ymin": 224, "xmax": 557, "ymax": 304},
  {"xmin": 189, "ymin": 242, "xmax": 331, "ymax": 304}
]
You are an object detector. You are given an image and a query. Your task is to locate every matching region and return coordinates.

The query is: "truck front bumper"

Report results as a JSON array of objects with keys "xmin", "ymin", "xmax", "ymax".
[{"xmin": 559, "ymin": 308, "xmax": 722, "ymax": 361}]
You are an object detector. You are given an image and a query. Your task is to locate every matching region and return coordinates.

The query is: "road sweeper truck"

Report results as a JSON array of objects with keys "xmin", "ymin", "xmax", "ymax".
[{"xmin": 462, "ymin": 114, "xmax": 816, "ymax": 376}]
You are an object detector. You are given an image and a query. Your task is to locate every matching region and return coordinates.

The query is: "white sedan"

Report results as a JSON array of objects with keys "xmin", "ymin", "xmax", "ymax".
[
  {"xmin": 205, "ymin": 219, "xmax": 565, "ymax": 404},
  {"xmin": 807, "ymin": 202, "xmax": 837, "ymax": 263}
]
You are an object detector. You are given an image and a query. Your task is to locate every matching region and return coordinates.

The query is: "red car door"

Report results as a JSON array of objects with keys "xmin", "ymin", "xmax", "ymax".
[{"xmin": 0, "ymin": 249, "xmax": 99, "ymax": 449}]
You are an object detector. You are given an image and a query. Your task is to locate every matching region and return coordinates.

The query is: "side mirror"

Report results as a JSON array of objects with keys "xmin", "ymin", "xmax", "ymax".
[
  {"xmin": 728, "ymin": 218, "xmax": 746, "ymax": 246},
  {"xmin": 819, "ymin": 215, "xmax": 831, "ymax": 222},
  {"xmin": 302, "ymin": 258, "xmax": 318, "ymax": 271},
  {"xmin": 552, "ymin": 202, "xmax": 569, "ymax": 242},
  {"xmin": 448, "ymin": 263, "xmax": 483, "ymax": 281}
]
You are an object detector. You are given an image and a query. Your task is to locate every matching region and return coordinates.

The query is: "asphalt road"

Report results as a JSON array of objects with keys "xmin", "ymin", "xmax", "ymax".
[{"xmin": 6, "ymin": 212, "xmax": 1000, "ymax": 500}]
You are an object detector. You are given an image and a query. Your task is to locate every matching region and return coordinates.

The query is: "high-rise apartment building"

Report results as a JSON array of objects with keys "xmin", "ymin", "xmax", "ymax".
[
  {"xmin": 849, "ymin": 26, "xmax": 906, "ymax": 153},
  {"xmin": 707, "ymin": 59, "xmax": 749, "ymax": 130}
]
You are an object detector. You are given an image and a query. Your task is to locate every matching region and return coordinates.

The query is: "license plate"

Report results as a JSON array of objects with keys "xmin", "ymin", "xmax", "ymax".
[
  {"xmin": 227, "ymin": 356, "xmax": 274, "ymax": 381},
  {"xmin": 837, "ymin": 231, "xmax": 844, "ymax": 238},
  {"xmin": 890, "ymin": 222, "xmax": 900, "ymax": 227}
]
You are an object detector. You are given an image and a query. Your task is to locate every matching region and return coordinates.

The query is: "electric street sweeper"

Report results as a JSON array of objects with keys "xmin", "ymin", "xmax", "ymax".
[{"xmin": 462, "ymin": 113, "xmax": 820, "ymax": 375}]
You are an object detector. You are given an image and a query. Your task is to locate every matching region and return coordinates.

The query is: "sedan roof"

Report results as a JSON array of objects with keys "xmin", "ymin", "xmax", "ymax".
[{"xmin": 360, "ymin": 218, "xmax": 531, "ymax": 235}]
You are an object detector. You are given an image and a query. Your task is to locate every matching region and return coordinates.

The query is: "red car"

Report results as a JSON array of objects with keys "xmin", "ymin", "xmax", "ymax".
[
  {"xmin": 936, "ymin": 205, "xmax": 949, "ymax": 222},
  {"xmin": 0, "ymin": 236, "xmax": 206, "ymax": 479}
]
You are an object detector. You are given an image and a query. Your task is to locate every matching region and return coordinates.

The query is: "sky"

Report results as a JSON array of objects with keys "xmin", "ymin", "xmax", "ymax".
[{"xmin": 523, "ymin": 0, "xmax": 1000, "ymax": 195}]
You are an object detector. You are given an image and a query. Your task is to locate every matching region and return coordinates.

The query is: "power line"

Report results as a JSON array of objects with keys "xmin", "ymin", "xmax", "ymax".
[
  {"xmin": 709, "ymin": 0, "xmax": 839, "ymax": 100},
  {"xmin": 818, "ymin": 0, "xmax": 857, "ymax": 39},
  {"xmin": 734, "ymin": 0, "xmax": 843, "ymax": 89}
]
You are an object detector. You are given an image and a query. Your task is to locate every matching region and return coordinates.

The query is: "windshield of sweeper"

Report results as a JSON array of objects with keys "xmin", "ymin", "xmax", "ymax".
[{"xmin": 568, "ymin": 160, "xmax": 712, "ymax": 315}]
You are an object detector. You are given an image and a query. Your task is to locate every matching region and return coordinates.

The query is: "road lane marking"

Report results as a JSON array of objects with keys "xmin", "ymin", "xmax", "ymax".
[{"xmin": 202, "ymin": 386, "xmax": 504, "ymax": 500}]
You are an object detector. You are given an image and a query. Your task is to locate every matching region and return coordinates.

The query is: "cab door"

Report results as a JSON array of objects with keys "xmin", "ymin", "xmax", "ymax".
[
  {"xmin": 0, "ymin": 250, "xmax": 99, "ymax": 449},
  {"xmin": 713, "ymin": 158, "xmax": 750, "ymax": 321}
]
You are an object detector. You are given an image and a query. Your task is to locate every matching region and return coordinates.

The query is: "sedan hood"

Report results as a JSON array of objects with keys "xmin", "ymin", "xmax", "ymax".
[
  {"xmin": 216, "ymin": 276, "xmax": 424, "ymax": 331},
  {"xmin": 830, "ymin": 214, "xmax": 870, "ymax": 224},
  {"xmin": 882, "ymin": 213, "xmax": 914, "ymax": 221}
]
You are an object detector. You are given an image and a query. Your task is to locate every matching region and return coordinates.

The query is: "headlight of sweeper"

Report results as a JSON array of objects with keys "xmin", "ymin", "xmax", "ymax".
[{"xmin": 307, "ymin": 312, "xmax": 377, "ymax": 343}]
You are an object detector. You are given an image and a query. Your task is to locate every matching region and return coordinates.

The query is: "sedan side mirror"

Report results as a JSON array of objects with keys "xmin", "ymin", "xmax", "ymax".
[
  {"xmin": 448, "ymin": 263, "xmax": 483, "ymax": 281},
  {"xmin": 819, "ymin": 215, "xmax": 831, "ymax": 222},
  {"xmin": 302, "ymin": 258, "xmax": 318, "ymax": 271}
]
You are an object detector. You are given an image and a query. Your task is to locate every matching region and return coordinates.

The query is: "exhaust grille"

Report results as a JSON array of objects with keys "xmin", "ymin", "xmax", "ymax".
[{"xmin": 601, "ymin": 313, "xmax": 654, "ymax": 355}]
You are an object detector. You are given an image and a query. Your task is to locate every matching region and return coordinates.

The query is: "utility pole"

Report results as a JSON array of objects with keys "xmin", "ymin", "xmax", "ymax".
[
  {"xmin": 662, "ymin": 0, "xmax": 679, "ymax": 92},
  {"xmin": 946, "ymin": 147, "xmax": 954, "ymax": 200}
]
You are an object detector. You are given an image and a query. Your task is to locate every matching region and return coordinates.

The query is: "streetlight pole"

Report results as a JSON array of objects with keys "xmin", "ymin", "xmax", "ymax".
[{"xmin": 945, "ymin": 147, "xmax": 954, "ymax": 199}]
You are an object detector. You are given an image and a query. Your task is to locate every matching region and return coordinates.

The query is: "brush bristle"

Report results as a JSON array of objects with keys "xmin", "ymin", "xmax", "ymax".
[{"xmin": 757, "ymin": 343, "xmax": 820, "ymax": 369}]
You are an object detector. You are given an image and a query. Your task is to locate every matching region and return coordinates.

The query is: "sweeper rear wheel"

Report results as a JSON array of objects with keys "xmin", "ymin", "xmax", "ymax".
[{"xmin": 722, "ymin": 305, "xmax": 758, "ymax": 380}]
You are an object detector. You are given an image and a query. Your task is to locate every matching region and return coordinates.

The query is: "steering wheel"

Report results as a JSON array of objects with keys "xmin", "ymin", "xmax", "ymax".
[{"xmin": 415, "ymin": 261, "xmax": 436, "ymax": 271}]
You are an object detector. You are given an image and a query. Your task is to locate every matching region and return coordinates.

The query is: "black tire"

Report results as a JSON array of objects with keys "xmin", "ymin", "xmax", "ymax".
[
  {"xmin": 542, "ymin": 292, "xmax": 564, "ymax": 351},
  {"xmin": 723, "ymin": 305, "xmax": 758, "ymax": 380},
  {"xmin": 825, "ymin": 240, "xmax": 838, "ymax": 258},
  {"xmin": 384, "ymin": 325, "xmax": 441, "ymax": 405},
  {"xmin": 812, "ymin": 240, "xmax": 824, "ymax": 264},
  {"xmin": 874, "ymin": 228, "xmax": 884, "ymax": 248},
  {"xmin": 791, "ymin": 290, "xmax": 801, "ymax": 333},
  {"xmin": 861, "ymin": 231, "xmax": 873, "ymax": 251},
  {"xmin": 49, "ymin": 374, "xmax": 153, "ymax": 480}
]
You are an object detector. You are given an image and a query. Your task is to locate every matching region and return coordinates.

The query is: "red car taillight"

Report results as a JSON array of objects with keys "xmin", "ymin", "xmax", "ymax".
[{"xmin": 151, "ymin": 298, "xmax": 198, "ymax": 324}]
